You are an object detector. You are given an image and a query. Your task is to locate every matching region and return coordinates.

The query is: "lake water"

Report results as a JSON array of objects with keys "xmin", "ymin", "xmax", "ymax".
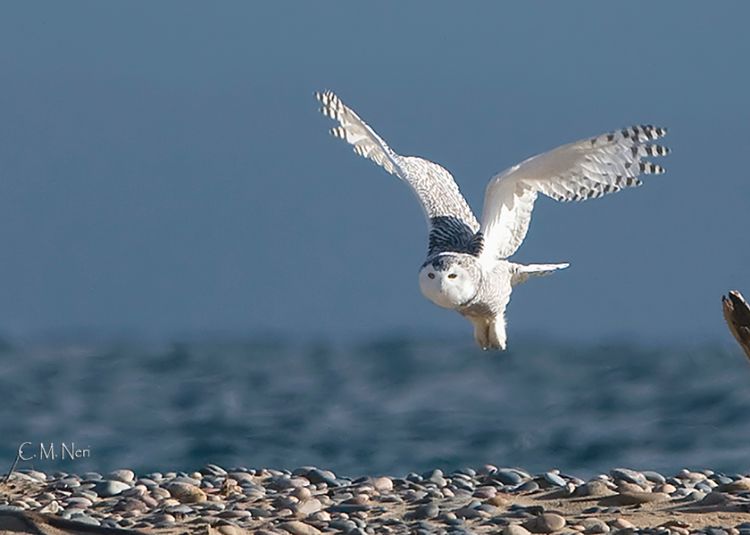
[{"xmin": 2, "ymin": 337, "xmax": 749, "ymax": 478}]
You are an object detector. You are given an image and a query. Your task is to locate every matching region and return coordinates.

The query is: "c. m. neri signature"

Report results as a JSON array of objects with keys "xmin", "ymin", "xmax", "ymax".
[
  {"xmin": 3, "ymin": 442, "xmax": 93, "ymax": 482},
  {"xmin": 18, "ymin": 442, "xmax": 91, "ymax": 461}
]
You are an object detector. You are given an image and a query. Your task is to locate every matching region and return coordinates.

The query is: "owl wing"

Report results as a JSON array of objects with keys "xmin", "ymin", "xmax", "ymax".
[
  {"xmin": 478, "ymin": 125, "xmax": 669, "ymax": 263},
  {"xmin": 316, "ymin": 91, "xmax": 481, "ymax": 256}
]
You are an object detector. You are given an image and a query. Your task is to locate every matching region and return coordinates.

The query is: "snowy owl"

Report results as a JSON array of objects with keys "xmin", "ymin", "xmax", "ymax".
[{"xmin": 316, "ymin": 91, "xmax": 669, "ymax": 350}]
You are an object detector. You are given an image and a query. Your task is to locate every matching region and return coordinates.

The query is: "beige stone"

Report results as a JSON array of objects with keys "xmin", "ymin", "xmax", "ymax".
[
  {"xmin": 523, "ymin": 513, "xmax": 566, "ymax": 533},
  {"xmin": 372, "ymin": 476, "xmax": 393, "ymax": 492},
  {"xmin": 167, "ymin": 482, "xmax": 207, "ymax": 503},
  {"xmin": 280, "ymin": 520, "xmax": 322, "ymax": 535}
]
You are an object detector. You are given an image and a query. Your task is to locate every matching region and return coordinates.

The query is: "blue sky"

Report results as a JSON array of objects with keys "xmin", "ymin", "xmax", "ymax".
[{"xmin": 0, "ymin": 2, "xmax": 748, "ymax": 344}]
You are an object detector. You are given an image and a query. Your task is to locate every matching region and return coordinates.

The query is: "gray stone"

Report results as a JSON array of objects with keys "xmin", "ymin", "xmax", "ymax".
[
  {"xmin": 610, "ymin": 469, "xmax": 647, "ymax": 486},
  {"xmin": 54, "ymin": 477, "xmax": 81, "ymax": 489},
  {"xmin": 406, "ymin": 472, "xmax": 423, "ymax": 483},
  {"xmin": 452, "ymin": 478, "xmax": 474, "ymax": 492},
  {"xmin": 505, "ymin": 526, "xmax": 532, "ymax": 535},
  {"xmin": 430, "ymin": 475, "xmax": 447, "ymax": 488},
  {"xmin": 198, "ymin": 501, "xmax": 225, "ymax": 512},
  {"xmin": 165, "ymin": 504, "xmax": 194, "ymax": 514},
  {"xmin": 270, "ymin": 477, "xmax": 310, "ymax": 490},
  {"xmin": 544, "ymin": 472, "xmax": 566, "ymax": 487},
  {"xmin": 203, "ymin": 463, "xmax": 227, "ymax": 476},
  {"xmin": 304, "ymin": 469, "xmax": 338, "ymax": 487},
  {"xmin": 69, "ymin": 513, "xmax": 100, "ymax": 526},
  {"xmin": 218, "ymin": 510, "xmax": 252, "ymax": 520},
  {"xmin": 516, "ymin": 481, "xmax": 540, "ymax": 493},
  {"xmin": 495, "ymin": 469, "xmax": 524, "ymax": 485},
  {"xmin": 454, "ymin": 506, "xmax": 489, "ymax": 519},
  {"xmin": 108, "ymin": 469, "xmax": 135, "ymax": 483},
  {"xmin": 61, "ymin": 508, "xmax": 86, "ymax": 519},
  {"xmin": 93, "ymin": 480, "xmax": 130, "ymax": 497},
  {"xmin": 229, "ymin": 472, "xmax": 256, "ymax": 485},
  {"xmin": 149, "ymin": 513, "xmax": 176, "ymax": 524},
  {"xmin": 328, "ymin": 503, "xmax": 370, "ymax": 513},
  {"xmin": 411, "ymin": 503, "xmax": 439, "ymax": 519},
  {"xmin": 136, "ymin": 477, "xmax": 158, "ymax": 488},
  {"xmin": 642, "ymin": 471, "xmax": 666, "ymax": 484},
  {"xmin": 696, "ymin": 492, "xmax": 730, "ymax": 506},
  {"xmin": 64, "ymin": 497, "xmax": 93, "ymax": 508},
  {"xmin": 329, "ymin": 519, "xmax": 357, "ymax": 532}
]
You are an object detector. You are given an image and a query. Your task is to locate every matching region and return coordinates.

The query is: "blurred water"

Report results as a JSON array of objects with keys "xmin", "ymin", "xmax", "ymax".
[{"xmin": 2, "ymin": 338, "xmax": 749, "ymax": 477}]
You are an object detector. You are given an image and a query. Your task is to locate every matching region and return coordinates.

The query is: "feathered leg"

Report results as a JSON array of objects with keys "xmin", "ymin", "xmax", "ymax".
[
  {"xmin": 469, "ymin": 317, "xmax": 491, "ymax": 350},
  {"xmin": 468, "ymin": 315, "xmax": 507, "ymax": 351},
  {"xmin": 488, "ymin": 316, "xmax": 507, "ymax": 351}
]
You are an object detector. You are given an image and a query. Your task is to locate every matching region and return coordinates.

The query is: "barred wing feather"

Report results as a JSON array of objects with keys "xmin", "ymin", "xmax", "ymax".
[
  {"xmin": 317, "ymin": 91, "xmax": 480, "ymax": 255},
  {"xmin": 479, "ymin": 125, "xmax": 669, "ymax": 262}
]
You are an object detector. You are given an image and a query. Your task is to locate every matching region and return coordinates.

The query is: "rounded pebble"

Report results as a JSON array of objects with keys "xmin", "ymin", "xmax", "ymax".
[
  {"xmin": 524, "ymin": 513, "xmax": 567, "ymax": 533},
  {"xmin": 167, "ymin": 482, "xmax": 207, "ymax": 503},
  {"xmin": 280, "ymin": 520, "xmax": 322, "ymax": 535},
  {"xmin": 93, "ymin": 480, "xmax": 130, "ymax": 497},
  {"xmin": 108, "ymin": 470, "xmax": 135, "ymax": 483}
]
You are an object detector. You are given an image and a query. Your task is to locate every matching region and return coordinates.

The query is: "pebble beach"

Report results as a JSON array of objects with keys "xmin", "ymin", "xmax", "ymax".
[{"xmin": 4, "ymin": 465, "xmax": 750, "ymax": 535}]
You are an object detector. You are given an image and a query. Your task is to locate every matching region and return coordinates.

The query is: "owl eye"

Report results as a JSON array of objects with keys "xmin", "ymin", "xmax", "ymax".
[
  {"xmin": 448, "ymin": 273, "xmax": 457, "ymax": 279},
  {"xmin": 428, "ymin": 273, "xmax": 435, "ymax": 279}
]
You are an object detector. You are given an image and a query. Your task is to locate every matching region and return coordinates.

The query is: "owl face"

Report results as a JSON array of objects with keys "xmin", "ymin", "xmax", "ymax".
[{"xmin": 418, "ymin": 254, "xmax": 481, "ymax": 309}]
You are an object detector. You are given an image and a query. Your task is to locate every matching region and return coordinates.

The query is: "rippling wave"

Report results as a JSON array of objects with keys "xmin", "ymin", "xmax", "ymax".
[{"xmin": 2, "ymin": 338, "xmax": 748, "ymax": 477}]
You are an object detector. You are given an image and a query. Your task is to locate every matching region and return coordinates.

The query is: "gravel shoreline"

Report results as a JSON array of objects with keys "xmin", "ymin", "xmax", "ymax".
[{"xmin": 3, "ymin": 465, "xmax": 750, "ymax": 535}]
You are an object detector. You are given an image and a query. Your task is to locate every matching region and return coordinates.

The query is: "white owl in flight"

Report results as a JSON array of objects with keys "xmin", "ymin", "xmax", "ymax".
[{"xmin": 316, "ymin": 91, "xmax": 668, "ymax": 350}]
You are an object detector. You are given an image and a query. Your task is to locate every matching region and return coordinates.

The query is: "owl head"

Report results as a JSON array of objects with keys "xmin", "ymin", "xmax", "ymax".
[{"xmin": 418, "ymin": 253, "xmax": 481, "ymax": 309}]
